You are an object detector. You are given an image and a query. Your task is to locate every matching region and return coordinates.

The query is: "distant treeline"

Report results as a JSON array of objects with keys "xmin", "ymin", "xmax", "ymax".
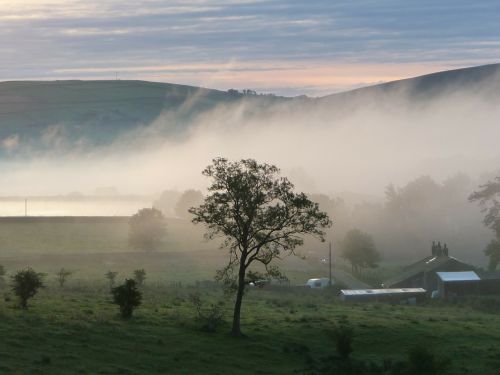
[{"xmin": 309, "ymin": 173, "xmax": 494, "ymax": 265}]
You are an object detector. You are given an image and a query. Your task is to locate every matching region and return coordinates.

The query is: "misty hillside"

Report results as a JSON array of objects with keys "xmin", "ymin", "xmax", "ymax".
[
  {"xmin": 0, "ymin": 80, "xmax": 288, "ymax": 154},
  {"xmin": 0, "ymin": 63, "xmax": 499, "ymax": 155},
  {"xmin": 323, "ymin": 63, "xmax": 500, "ymax": 102}
]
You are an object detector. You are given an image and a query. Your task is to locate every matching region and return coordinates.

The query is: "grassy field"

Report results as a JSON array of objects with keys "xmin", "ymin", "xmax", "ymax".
[
  {"xmin": 1, "ymin": 282, "xmax": 500, "ymax": 374},
  {"xmin": 0, "ymin": 217, "xmax": 211, "ymax": 255},
  {"xmin": 1, "ymin": 217, "xmax": 499, "ymax": 374},
  {"xmin": 0, "ymin": 216, "xmax": 334, "ymax": 285}
]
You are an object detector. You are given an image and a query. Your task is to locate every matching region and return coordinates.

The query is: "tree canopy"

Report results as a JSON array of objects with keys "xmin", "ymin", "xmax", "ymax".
[
  {"xmin": 484, "ymin": 239, "xmax": 500, "ymax": 271},
  {"xmin": 175, "ymin": 189, "xmax": 204, "ymax": 219},
  {"xmin": 190, "ymin": 158, "xmax": 331, "ymax": 336},
  {"xmin": 469, "ymin": 176, "xmax": 500, "ymax": 238},
  {"xmin": 340, "ymin": 229, "xmax": 380, "ymax": 273},
  {"xmin": 470, "ymin": 176, "xmax": 500, "ymax": 269},
  {"xmin": 129, "ymin": 208, "xmax": 167, "ymax": 251}
]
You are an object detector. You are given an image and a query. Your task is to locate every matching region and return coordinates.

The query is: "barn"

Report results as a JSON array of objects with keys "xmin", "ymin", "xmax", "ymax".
[{"xmin": 436, "ymin": 271, "xmax": 480, "ymax": 299}]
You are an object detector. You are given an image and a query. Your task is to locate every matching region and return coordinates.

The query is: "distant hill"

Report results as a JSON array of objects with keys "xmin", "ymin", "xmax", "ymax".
[
  {"xmin": 319, "ymin": 63, "xmax": 500, "ymax": 108},
  {"xmin": 0, "ymin": 63, "xmax": 499, "ymax": 155},
  {"xmin": 0, "ymin": 80, "xmax": 288, "ymax": 153}
]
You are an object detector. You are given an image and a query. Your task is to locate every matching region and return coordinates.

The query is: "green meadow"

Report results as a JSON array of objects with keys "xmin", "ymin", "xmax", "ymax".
[
  {"xmin": 1, "ymin": 217, "xmax": 499, "ymax": 374},
  {"xmin": 1, "ymin": 283, "xmax": 500, "ymax": 374}
]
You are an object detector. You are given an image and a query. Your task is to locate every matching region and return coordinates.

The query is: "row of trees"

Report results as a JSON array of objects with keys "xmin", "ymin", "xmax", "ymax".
[{"xmin": 307, "ymin": 174, "xmax": 494, "ymax": 265}]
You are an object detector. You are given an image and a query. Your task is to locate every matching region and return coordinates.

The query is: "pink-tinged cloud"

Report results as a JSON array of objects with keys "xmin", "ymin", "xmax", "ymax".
[{"xmin": 54, "ymin": 61, "xmax": 458, "ymax": 96}]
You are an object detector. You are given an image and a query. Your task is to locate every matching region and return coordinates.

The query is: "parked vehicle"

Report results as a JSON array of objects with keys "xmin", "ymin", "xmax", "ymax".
[{"xmin": 306, "ymin": 277, "xmax": 331, "ymax": 288}]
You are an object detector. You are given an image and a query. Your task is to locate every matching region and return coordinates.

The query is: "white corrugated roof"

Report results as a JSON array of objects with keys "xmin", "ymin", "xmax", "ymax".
[
  {"xmin": 436, "ymin": 271, "xmax": 480, "ymax": 282},
  {"xmin": 341, "ymin": 288, "xmax": 426, "ymax": 296}
]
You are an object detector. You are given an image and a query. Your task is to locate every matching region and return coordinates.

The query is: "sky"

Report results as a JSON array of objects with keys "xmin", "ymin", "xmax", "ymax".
[{"xmin": 0, "ymin": 0, "xmax": 500, "ymax": 96}]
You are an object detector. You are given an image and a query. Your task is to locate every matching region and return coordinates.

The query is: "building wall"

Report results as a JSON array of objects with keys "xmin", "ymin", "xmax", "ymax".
[
  {"xmin": 479, "ymin": 279, "xmax": 500, "ymax": 295},
  {"xmin": 439, "ymin": 280, "xmax": 480, "ymax": 299},
  {"xmin": 391, "ymin": 259, "xmax": 475, "ymax": 291}
]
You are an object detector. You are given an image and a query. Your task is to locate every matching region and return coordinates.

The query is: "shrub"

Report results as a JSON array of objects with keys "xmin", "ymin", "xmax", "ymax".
[
  {"xmin": 111, "ymin": 279, "xmax": 142, "ymax": 319},
  {"xmin": 404, "ymin": 345, "xmax": 450, "ymax": 375},
  {"xmin": 331, "ymin": 320, "xmax": 354, "ymax": 360},
  {"xmin": 11, "ymin": 268, "xmax": 44, "ymax": 309},
  {"xmin": 133, "ymin": 269, "xmax": 146, "ymax": 287},
  {"xmin": 189, "ymin": 294, "xmax": 225, "ymax": 332}
]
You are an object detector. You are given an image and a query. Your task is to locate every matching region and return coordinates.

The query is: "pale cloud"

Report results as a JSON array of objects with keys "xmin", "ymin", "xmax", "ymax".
[
  {"xmin": 1, "ymin": 134, "xmax": 20, "ymax": 152},
  {"xmin": 0, "ymin": 0, "xmax": 499, "ymax": 95},
  {"xmin": 54, "ymin": 61, "xmax": 454, "ymax": 95}
]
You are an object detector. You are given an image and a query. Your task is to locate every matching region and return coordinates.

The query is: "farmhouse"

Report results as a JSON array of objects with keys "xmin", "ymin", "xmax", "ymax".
[{"xmin": 382, "ymin": 242, "xmax": 475, "ymax": 291}]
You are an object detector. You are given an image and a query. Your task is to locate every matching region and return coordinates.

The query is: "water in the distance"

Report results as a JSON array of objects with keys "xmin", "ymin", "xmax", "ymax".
[{"xmin": 0, "ymin": 197, "xmax": 153, "ymax": 216}]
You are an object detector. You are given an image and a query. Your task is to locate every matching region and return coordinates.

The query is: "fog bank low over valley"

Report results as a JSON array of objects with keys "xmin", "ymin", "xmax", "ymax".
[
  {"xmin": 0, "ymin": 64, "xmax": 499, "ymax": 264},
  {"xmin": 0, "ymin": 64, "xmax": 499, "ymax": 197}
]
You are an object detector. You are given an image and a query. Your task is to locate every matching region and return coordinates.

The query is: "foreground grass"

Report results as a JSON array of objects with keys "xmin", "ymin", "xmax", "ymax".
[{"xmin": 1, "ymin": 283, "xmax": 500, "ymax": 374}]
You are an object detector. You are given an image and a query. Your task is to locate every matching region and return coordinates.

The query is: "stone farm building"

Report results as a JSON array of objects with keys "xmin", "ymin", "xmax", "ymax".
[{"xmin": 382, "ymin": 242, "xmax": 475, "ymax": 292}]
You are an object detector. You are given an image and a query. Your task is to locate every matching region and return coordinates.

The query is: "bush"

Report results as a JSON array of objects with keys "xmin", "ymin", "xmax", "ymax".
[
  {"xmin": 111, "ymin": 279, "xmax": 142, "ymax": 319},
  {"xmin": 11, "ymin": 268, "xmax": 44, "ymax": 309},
  {"xmin": 189, "ymin": 294, "xmax": 225, "ymax": 332},
  {"xmin": 404, "ymin": 345, "xmax": 450, "ymax": 375},
  {"xmin": 304, "ymin": 342, "xmax": 450, "ymax": 375},
  {"xmin": 331, "ymin": 320, "xmax": 354, "ymax": 360}
]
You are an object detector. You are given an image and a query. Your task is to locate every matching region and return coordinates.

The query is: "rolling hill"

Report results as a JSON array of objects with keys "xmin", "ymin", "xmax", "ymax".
[
  {"xmin": 0, "ymin": 80, "xmax": 289, "ymax": 153},
  {"xmin": 0, "ymin": 63, "xmax": 499, "ymax": 155}
]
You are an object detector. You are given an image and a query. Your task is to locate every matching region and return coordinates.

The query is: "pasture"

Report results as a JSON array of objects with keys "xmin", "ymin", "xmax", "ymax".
[
  {"xmin": 1, "ymin": 217, "xmax": 499, "ymax": 374},
  {"xmin": 1, "ymin": 282, "xmax": 500, "ymax": 374}
]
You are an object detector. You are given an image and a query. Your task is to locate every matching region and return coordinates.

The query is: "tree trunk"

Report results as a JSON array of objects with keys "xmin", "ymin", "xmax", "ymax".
[{"xmin": 231, "ymin": 253, "xmax": 247, "ymax": 337}]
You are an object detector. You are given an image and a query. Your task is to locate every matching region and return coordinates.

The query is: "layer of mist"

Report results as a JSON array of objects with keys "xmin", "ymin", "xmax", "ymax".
[
  {"xmin": 0, "ymin": 65, "xmax": 499, "ymax": 265},
  {"xmin": 1, "ymin": 66, "xmax": 499, "ymax": 197}
]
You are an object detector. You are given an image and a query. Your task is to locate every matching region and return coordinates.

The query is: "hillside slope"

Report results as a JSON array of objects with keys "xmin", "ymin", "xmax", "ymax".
[
  {"xmin": 0, "ymin": 80, "xmax": 287, "ymax": 153},
  {"xmin": 0, "ymin": 63, "xmax": 499, "ymax": 154},
  {"xmin": 319, "ymin": 63, "xmax": 500, "ymax": 108}
]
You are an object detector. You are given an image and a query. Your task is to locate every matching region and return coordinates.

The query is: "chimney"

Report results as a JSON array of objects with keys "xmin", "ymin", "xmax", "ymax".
[
  {"xmin": 443, "ymin": 243, "xmax": 449, "ymax": 257},
  {"xmin": 431, "ymin": 241, "xmax": 436, "ymax": 256},
  {"xmin": 437, "ymin": 241, "xmax": 442, "ymax": 256}
]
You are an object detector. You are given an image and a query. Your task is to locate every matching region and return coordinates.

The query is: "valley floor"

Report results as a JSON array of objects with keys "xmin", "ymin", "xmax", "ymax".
[{"xmin": 1, "ymin": 283, "xmax": 500, "ymax": 374}]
